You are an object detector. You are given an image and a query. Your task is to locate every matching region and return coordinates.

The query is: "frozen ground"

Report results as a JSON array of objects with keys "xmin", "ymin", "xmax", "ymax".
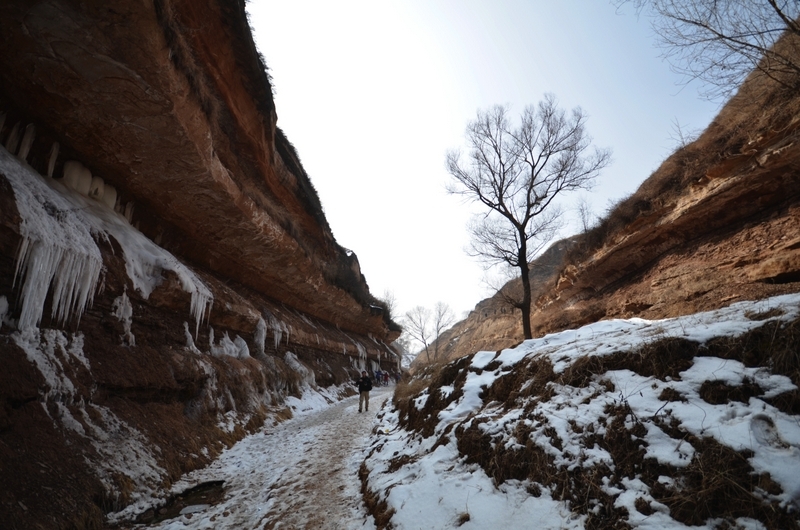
[
  {"xmin": 123, "ymin": 386, "xmax": 393, "ymax": 530},
  {"xmin": 109, "ymin": 294, "xmax": 800, "ymax": 529}
]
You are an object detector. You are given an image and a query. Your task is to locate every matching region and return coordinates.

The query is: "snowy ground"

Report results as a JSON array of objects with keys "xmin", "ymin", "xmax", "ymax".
[
  {"xmin": 114, "ymin": 386, "xmax": 393, "ymax": 530},
  {"xmin": 363, "ymin": 293, "xmax": 800, "ymax": 529},
  {"xmin": 109, "ymin": 294, "xmax": 800, "ymax": 530}
]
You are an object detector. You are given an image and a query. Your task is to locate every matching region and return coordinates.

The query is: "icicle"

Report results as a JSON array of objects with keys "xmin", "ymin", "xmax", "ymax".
[
  {"xmin": 112, "ymin": 290, "xmax": 135, "ymax": 346},
  {"xmin": 46, "ymin": 142, "xmax": 59, "ymax": 178},
  {"xmin": 75, "ymin": 166, "xmax": 91, "ymax": 195},
  {"xmin": 5, "ymin": 122, "xmax": 20, "ymax": 153},
  {"xmin": 183, "ymin": 322, "xmax": 201, "ymax": 353},
  {"xmin": 17, "ymin": 124, "xmax": 35, "ymax": 161},
  {"xmin": 254, "ymin": 317, "xmax": 266, "ymax": 356},
  {"xmin": 234, "ymin": 335, "xmax": 250, "ymax": 359},
  {"xmin": 209, "ymin": 329, "xmax": 242, "ymax": 358},
  {"xmin": 272, "ymin": 319, "xmax": 283, "ymax": 350},
  {"xmin": 102, "ymin": 184, "xmax": 117, "ymax": 210},
  {"xmin": 13, "ymin": 239, "xmax": 66, "ymax": 328},
  {"xmin": 4, "ymin": 148, "xmax": 102, "ymax": 330},
  {"xmin": 61, "ymin": 160, "xmax": 92, "ymax": 195},
  {"xmin": 88, "ymin": 175, "xmax": 104, "ymax": 200},
  {"xmin": 124, "ymin": 201, "xmax": 134, "ymax": 223},
  {"xmin": 4, "ymin": 145, "xmax": 213, "ymax": 334},
  {"xmin": 356, "ymin": 343, "xmax": 367, "ymax": 361},
  {"xmin": 13, "ymin": 236, "xmax": 101, "ymax": 330},
  {"xmin": 0, "ymin": 296, "xmax": 8, "ymax": 328},
  {"xmin": 48, "ymin": 247, "xmax": 102, "ymax": 327},
  {"xmin": 189, "ymin": 282, "xmax": 212, "ymax": 338}
]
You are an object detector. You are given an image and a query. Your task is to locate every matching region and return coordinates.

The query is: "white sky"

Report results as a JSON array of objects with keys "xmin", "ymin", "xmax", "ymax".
[{"xmin": 246, "ymin": 1, "xmax": 721, "ymax": 319}]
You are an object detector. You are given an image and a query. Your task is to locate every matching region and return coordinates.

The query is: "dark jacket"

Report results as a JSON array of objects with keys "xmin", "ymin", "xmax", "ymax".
[{"xmin": 357, "ymin": 376, "xmax": 373, "ymax": 393}]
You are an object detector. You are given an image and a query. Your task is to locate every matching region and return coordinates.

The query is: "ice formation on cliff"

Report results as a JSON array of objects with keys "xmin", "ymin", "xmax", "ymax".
[
  {"xmin": 1, "ymin": 146, "xmax": 212, "ymax": 333},
  {"xmin": 254, "ymin": 317, "xmax": 267, "ymax": 356},
  {"xmin": 4, "ymin": 148, "xmax": 104, "ymax": 331},
  {"xmin": 209, "ymin": 328, "xmax": 250, "ymax": 359},
  {"xmin": 12, "ymin": 328, "xmax": 166, "ymax": 504},
  {"xmin": 112, "ymin": 290, "xmax": 135, "ymax": 346}
]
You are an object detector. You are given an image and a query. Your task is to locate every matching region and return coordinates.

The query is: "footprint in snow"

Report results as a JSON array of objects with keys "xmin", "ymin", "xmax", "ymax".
[{"xmin": 750, "ymin": 414, "xmax": 790, "ymax": 449}]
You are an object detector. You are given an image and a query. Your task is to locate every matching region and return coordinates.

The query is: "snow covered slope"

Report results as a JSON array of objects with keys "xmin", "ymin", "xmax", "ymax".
[{"xmin": 364, "ymin": 294, "xmax": 800, "ymax": 529}]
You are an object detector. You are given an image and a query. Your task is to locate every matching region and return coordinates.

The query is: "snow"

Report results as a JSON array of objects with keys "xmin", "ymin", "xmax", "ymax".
[
  {"xmin": 109, "ymin": 387, "xmax": 394, "ymax": 529},
  {"xmin": 366, "ymin": 410, "xmax": 584, "ymax": 530},
  {"xmin": 359, "ymin": 293, "xmax": 800, "ymax": 529}
]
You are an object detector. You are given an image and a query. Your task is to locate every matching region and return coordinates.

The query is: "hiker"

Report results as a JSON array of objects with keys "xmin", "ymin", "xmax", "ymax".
[{"xmin": 356, "ymin": 370, "xmax": 372, "ymax": 413}]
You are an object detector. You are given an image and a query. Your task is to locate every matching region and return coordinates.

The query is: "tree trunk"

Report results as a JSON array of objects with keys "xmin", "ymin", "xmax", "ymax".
[{"xmin": 519, "ymin": 254, "xmax": 533, "ymax": 340}]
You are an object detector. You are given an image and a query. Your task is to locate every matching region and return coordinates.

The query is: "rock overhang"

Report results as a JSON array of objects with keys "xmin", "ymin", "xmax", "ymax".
[{"xmin": 0, "ymin": 0, "xmax": 395, "ymax": 339}]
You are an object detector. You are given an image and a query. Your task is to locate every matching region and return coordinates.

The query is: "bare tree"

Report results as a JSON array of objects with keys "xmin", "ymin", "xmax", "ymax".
[
  {"xmin": 380, "ymin": 289, "xmax": 398, "ymax": 320},
  {"xmin": 575, "ymin": 195, "xmax": 598, "ymax": 233},
  {"xmin": 618, "ymin": 0, "xmax": 800, "ymax": 99},
  {"xmin": 391, "ymin": 332, "xmax": 416, "ymax": 368},
  {"xmin": 403, "ymin": 302, "xmax": 455, "ymax": 363},
  {"xmin": 431, "ymin": 302, "xmax": 456, "ymax": 357},
  {"xmin": 447, "ymin": 96, "xmax": 610, "ymax": 339},
  {"xmin": 403, "ymin": 306, "xmax": 433, "ymax": 363},
  {"xmin": 668, "ymin": 118, "xmax": 701, "ymax": 149}
]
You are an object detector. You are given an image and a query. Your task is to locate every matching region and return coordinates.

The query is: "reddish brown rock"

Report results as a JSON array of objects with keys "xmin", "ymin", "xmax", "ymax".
[{"xmin": 0, "ymin": 1, "xmax": 399, "ymax": 528}]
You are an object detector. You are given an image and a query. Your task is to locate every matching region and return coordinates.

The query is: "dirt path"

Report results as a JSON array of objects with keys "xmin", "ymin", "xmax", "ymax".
[{"xmin": 142, "ymin": 386, "xmax": 393, "ymax": 530}]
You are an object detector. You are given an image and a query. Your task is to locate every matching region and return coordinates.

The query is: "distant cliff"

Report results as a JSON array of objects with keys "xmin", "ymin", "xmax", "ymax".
[{"xmin": 0, "ymin": 1, "xmax": 398, "ymax": 528}]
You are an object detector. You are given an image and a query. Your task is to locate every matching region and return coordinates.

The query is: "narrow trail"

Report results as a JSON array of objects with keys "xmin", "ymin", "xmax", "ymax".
[{"xmin": 145, "ymin": 386, "xmax": 393, "ymax": 530}]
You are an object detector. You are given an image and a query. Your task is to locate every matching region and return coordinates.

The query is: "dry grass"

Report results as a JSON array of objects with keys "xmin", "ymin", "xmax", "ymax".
[
  {"xmin": 652, "ymin": 437, "xmax": 794, "ymax": 529},
  {"xmin": 394, "ymin": 356, "xmax": 472, "ymax": 437},
  {"xmin": 456, "ymin": 411, "xmax": 630, "ymax": 529},
  {"xmin": 704, "ymin": 316, "xmax": 800, "ymax": 416},
  {"xmin": 359, "ymin": 461, "xmax": 395, "ymax": 529}
]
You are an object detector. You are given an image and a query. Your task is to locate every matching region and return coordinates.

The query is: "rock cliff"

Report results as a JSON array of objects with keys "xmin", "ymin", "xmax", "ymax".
[{"xmin": 0, "ymin": 1, "xmax": 399, "ymax": 528}]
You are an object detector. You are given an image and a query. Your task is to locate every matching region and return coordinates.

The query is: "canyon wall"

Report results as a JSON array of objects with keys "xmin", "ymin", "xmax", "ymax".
[{"xmin": 0, "ymin": 0, "xmax": 399, "ymax": 528}]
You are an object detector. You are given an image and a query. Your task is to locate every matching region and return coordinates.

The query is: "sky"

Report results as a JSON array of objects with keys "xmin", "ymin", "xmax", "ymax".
[{"xmin": 246, "ymin": 1, "xmax": 722, "ymax": 319}]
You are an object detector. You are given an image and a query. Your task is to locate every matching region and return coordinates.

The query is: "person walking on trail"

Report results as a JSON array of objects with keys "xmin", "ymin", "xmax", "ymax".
[{"xmin": 356, "ymin": 371, "xmax": 372, "ymax": 413}]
